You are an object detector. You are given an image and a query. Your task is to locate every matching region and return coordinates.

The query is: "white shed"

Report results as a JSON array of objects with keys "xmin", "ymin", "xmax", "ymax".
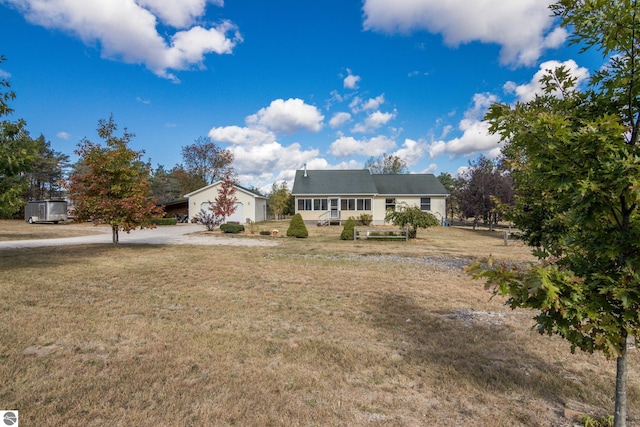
[{"xmin": 185, "ymin": 182, "xmax": 267, "ymax": 224}]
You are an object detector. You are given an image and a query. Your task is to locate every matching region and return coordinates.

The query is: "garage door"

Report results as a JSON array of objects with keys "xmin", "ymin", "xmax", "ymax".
[{"xmin": 226, "ymin": 202, "xmax": 244, "ymax": 223}]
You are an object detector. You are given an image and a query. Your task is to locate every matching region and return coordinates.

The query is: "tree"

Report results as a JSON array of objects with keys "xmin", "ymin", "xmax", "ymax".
[
  {"xmin": 384, "ymin": 203, "xmax": 439, "ymax": 238},
  {"xmin": 365, "ymin": 153, "xmax": 408, "ymax": 174},
  {"xmin": 180, "ymin": 136, "xmax": 233, "ymax": 185},
  {"xmin": 0, "ymin": 55, "xmax": 38, "ymax": 217},
  {"xmin": 268, "ymin": 181, "xmax": 292, "ymax": 219},
  {"xmin": 469, "ymin": 2, "xmax": 640, "ymax": 425},
  {"xmin": 437, "ymin": 172, "xmax": 464, "ymax": 221},
  {"xmin": 212, "ymin": 170, "xmax": 237, "ymax": 223},
  {"xmin": 66, "ymin": 116, "xmax": 163, "ymax": 245},
  {"xmin": 457, "ymin": 156, "xmax": 513, "ymax": 230},
  {"xmin": 24, "ymin": 134, "xmax": 69, "ymax": 201},
  {"xmin": 149, "ymin": 164, "xmax": 182, "ymax": 202}
]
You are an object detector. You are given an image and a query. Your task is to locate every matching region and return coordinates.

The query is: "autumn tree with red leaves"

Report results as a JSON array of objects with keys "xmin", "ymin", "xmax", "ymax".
[
  {"xmin": 213, "ymin": 170, "xmax": 237, "ymax": 223},
  {"xmin": 67, "ymin": 116, "xmax": 163, "ymax": 245}
]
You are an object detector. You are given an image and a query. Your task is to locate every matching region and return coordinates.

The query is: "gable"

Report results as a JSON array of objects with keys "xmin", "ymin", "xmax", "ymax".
[{"xmin": 184, "ymin": 182, "xmax": 266, "ymax": 199}]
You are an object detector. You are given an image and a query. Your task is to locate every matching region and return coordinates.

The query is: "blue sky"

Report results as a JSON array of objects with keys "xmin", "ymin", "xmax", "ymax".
[{"xmin": 0, "ymin": 0, "xmax": 604, "ymax": 192}]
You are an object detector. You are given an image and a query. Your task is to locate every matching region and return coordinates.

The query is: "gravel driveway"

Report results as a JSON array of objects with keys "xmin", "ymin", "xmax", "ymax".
[{"xmin": 0, "ymin": 224, "xmax": 279, "ymax": 250}]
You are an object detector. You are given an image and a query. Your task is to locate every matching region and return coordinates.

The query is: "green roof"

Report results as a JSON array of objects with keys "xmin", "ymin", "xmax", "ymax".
[{"xmin": 291, "ymin": 170, "xmax": 449, "ymax": 196}]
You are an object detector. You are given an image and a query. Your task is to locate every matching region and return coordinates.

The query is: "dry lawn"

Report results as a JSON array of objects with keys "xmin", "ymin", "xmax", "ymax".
[{"xmin": 0, "ymin": 220, "xmax": 637, "ymax": 426}]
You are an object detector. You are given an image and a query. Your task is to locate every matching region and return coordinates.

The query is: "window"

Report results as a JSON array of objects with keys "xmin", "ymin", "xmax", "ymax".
[
  {"xmin": 341, "ymin": 199, "xmax": 355, "ymax": 210},
  {"xmin": 385, "ymin": 198, "xmax": 396, "ymax": 211},
  {"xmin": 297, "ymin": 198, "xmax": 312, "ymax": 210},
  {"xmin": 314, "ymin": 199, "xmax": 328, "ymax": 211},
  {"xmin": 298, "ymin": 198, "xmax": 327, "ymax": 211},
  {"xmin": 420, "ymin": 197, "xmax": 431, "ymax": 211},
  {"xmin": 357, "ymin": 198, "xmax": 371, "ymax": 210},
  {"xmin": 340, "ymin": 198, "xmax": 371, "ymax": 211}
]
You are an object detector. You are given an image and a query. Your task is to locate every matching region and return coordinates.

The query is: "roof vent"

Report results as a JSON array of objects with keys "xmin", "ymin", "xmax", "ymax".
[{"xmin": 303, "ymin": 163, "xmax": 307, "ymax": 177}]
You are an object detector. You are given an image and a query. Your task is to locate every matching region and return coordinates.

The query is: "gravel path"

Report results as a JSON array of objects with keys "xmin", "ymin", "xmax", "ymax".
[{"xmin": 0, "ymin": 224, "xmax": 279, "ymax": 250}]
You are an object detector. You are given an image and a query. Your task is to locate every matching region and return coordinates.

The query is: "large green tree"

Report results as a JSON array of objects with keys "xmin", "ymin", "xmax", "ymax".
[
  {"xmin": 0, "ymin": 55, "xmax": 37, "ymax": 217},
  {"xmin": 67, "ymin": 116, "xmax": 163, "ymax": 245},
  {"xmin": 469, "ymin": 2, "xmax": 640, "ymax": 425},
  {"xmin": 267, "ymin": 181, "xmax": 292, "ymax": 219}
]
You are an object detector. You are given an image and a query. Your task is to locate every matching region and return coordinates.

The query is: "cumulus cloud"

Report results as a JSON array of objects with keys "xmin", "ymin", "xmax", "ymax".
[
  {"xmin": 0, "ymin": 69, "xmax": 10, "ymax": 79},
  {"xmin": 343, "ymin": 69, "xmax": 361, "ymax": 89},
  {"xmin": 362, "ymin": 0, "xmax": 567, "ymax": 66},
  {"xmin": 208, "ymin": 125, "xmax": 276, "ymax": 146},
  {"xmin": 428, "ymin": 93, "xmax": 501, "ymax": 159},
  {"xmin": 392, "ymin": 138, "xmax": 426, "ymax": 166},
  {"xmin": 329, "ymin": 112, "xmax": 352, "ymax": 129},
  {"xmin": 245, "ymin": 98, "xmax": 324, "ymax": 134},
  {"xmin": 329, "ymin": 135, "xmax": 396, "ymax": 157},
  {"xmin": 136, "ymin": 0, "xmax": 222, "ymax": 28},
  {"xmin": 503, "ymin": 59, "xmax": 590, "ymax": 103},
  {"xmin": 4, "ymin": 0, "xmax": 241, "ymax": 81},
  {"xmin": 352, "ymin": 110, "xmax": 397, "ymax": 133},
  {"xmin": 56, "ymin": 131, "xmax": 71, "ymax": 140}
]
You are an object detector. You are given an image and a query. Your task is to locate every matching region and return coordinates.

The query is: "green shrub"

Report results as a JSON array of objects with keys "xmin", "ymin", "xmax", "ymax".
[
  {"xmin": 357, "ymin": 213, "xmax": 372, "ymax": 226},
  {"xmin": 150, "ymin": 217, "xmax": 177, "ymax": 225},
  {"xmin": 220, "ymin": 223, "xmax": 245, "ymax": 234},
  {"xmin": 340, "ymin": 218, "xmax": 356, "ymax": 240},
  {"xmin": 579, "ymin": 414, "xmax": 613, "ymax": 427},
  {"xmin": 286, "ymin": 213, "xmax": 308, "ymax": 238}
]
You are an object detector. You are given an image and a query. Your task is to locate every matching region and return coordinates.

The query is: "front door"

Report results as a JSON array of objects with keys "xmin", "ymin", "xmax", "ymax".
[{"xmin": 329, "ymin": 198, "xmax": 340, "ymax": 220}]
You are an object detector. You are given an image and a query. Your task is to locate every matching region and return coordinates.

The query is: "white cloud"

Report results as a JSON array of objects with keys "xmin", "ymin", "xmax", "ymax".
[
  {"xmin": 504, "ymin": 59, "xmax": 590, "ymax": 103},
  {"xmin": 0, "ymin": 69, "xmax": 10, "ymax": 79},
  {"xmin": 465, "ymin": 93, "xmax": 499, "ymax": 121},
  {"xmin": 352, "ymin": 110, "xmax": 397, "ymax": 133},
  {"xmin": 419, "ymin": 163, "xmax": 438, "ymax": 174},
  {"xmin": 229, "ymin": 141, "xmax": 324, "ymax": 192},
  {"xmin": 343, "ymin": 69, "xmax": 361, "ymax": 89},
  {"xmin": 57, "ymin": 131, "xmax": 71, "ymax": 140},
  {"xmin": 392, "ymin": 138, "xmax": 426, "ymax": 166},
  {"xmin": 136, "ymin": 0, "xmax": 222, "ymax": 28},
  {"xmin": 208, "ymin": 125, "xmax": 276, "ymax": 146},
  {"xmin": 350, "ymin": 94, "xmax": 385, "ymax": 113},
  {"xmin": 4, "ymin": 0, "xmax": 241, "ymax": 81},
  {"xmin": 362, "ymin": 0, "xmax": 567, "ymax": 66},
  {"xmin": 329, "ymin": 135, "xmax": 396, "ymax": 157},
  {"xmin": 428, "ymin": 93, "xmax": 501, "ymax": 158},
  {"xmin": 428, "ymin": 118, "xmax": 501, "ymax": 158},
  {"xmin": 329, "ymin": 112, "xmax": 352, "ymax": 129},
  {"xmin": 245, "ymin": 98, "xmax": 324, "ymax": 134}
]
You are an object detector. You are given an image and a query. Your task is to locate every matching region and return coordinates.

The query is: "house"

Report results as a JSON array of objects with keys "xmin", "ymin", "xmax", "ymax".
[
  {"xmin": 184, "ymin": 182, "xmax": 267, "ymax": 224},
  {"xmin": 291, "ymin": 169, "xmax": 449, "ymax": 225}
]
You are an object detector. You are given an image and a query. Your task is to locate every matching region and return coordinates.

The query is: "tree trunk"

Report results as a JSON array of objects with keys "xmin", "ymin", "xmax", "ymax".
[
  {"xmin": 112, "ymin": 226, "xmax": 119, "ymax": 246},
  {"xmin": 614, "ymin": 333, "xmax": 628, "ymax": 427}
]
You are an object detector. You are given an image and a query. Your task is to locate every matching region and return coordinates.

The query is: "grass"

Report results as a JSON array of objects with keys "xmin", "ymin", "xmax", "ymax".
[{"xmin": 0, "ymin": 220, "xmax": 637, "ymax": 426}]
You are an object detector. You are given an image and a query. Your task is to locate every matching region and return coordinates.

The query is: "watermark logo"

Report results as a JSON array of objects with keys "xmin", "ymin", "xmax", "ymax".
[{"xmin": 0, "ymin": 411, "xmax": 18, "ymax": 426}]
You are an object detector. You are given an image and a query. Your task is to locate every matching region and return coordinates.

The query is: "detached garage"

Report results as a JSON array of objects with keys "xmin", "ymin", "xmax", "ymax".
[{"xmin": 185, "ymin": 182, "xmax": 267, "ymax": 224}]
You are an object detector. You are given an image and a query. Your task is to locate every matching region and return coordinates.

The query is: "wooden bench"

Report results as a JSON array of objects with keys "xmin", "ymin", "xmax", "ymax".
[{"xmin": 353, "ymin": 227, "xmax": 409, "ymax": 241}]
